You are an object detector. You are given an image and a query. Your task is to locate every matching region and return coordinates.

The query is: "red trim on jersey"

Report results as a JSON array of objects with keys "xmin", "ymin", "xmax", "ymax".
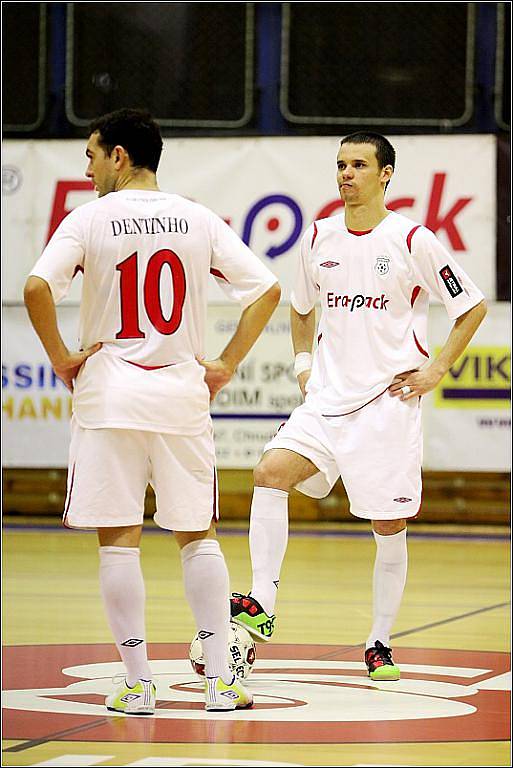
[
  {"xmin": 121, "ymin": 358, "xmax": 175, "ymax": 371},
  {"xmin": 63, "ymin": 463, "xmax": 76, "ymax": 527},
  {"xmin": 347, "ymin": 228, "xmax": 373, "ymax": 236},
  {"xmin": 210, "ymin": 267, "xmax": 229, "ymax": 282},
  {"xmin": 406, "ymin": 225, "xmax": 421, "ymax": 253},
  {"xmin": 73, "ymin": 265, "xmax": 84, "ymax": 277},
  {"xmin": 410, "ymin": 285, "xmax": 422, "ymax": 307},
  {"xmin": 212, "ymin": 468, "xmax": 219, "ymax": 523},
  {"xmin": 318, "ymin": 333, "xmax": 323, "ymax": 344},
  {"xmin": 413, "ymin": 330, "xmax": 429, "ymax": 358},
  {"xmin": 311, "ymin": 221, "xmax": 318, "ymax": 248},
  {"xmin": 322, "ymin": 387, "xmax": 389, "ymax": 418}
]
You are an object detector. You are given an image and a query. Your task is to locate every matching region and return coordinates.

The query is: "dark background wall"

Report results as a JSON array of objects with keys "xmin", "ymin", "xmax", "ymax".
[{"xmin": 3, "ymin": 3, "xmax": 510, "ymax": 137}]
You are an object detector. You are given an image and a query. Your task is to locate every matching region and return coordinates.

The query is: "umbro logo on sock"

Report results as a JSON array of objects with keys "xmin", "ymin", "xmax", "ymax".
[
  {"xmin": 198, "ymin": 630, "xmax": 214, "ymax": 640},
  {"xmin": 121, "ymin": 638, "xmax": 143, "ymax": 647}
]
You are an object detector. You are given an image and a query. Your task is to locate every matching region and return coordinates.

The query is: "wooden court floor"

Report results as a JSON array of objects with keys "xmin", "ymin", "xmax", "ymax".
[{"xmin": 2, "ymin": 520, "xmax": 511, "ymax": 767}]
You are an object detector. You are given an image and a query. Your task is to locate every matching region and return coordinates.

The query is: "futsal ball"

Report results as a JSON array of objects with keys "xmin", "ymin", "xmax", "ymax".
[{"xmin": 189, "ymin": 621, "xmax": 256, "ymax": 680}]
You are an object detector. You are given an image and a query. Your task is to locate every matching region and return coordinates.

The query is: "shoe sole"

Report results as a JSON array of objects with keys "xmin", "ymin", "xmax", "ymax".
[
  {"xmin": 368, "ymin": 670, "xmax": 401, "ymax": 681},
  {"xmin": 205, "ymin": 701, "xmax": 254, "ymax": 711},
  {"xmin": 232, "ymin": 616, "xmax": 273, "ymax": 643},
  {"xmin": 106, "ymin": 706, "xmax": 155, "ymax": 715}
]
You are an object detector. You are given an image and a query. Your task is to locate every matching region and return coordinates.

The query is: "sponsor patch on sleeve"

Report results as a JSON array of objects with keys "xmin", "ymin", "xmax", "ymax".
[{"xmin": 439, "ymin": 265, "xmax": 463, "ymax": 297}]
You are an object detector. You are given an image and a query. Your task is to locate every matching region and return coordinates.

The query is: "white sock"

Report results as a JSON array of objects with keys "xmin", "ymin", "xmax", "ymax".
[
  {"xmin": 366, "ymin": 529, "xmax": 408, "ymax": 650},
  {"xmin": 99, "ymin": 546, "xmax": 152, "ymax": 687},
  {"xmin": 249, "ymin": 486, "xmax": 289, "ymax": 615},
  {"xmin": 181, "ymin": 539, "xmax": 232, "ymax": 683}
]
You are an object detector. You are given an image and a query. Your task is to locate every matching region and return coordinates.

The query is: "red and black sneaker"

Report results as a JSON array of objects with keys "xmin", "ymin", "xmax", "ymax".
[
  {"xmin": 365, "ymin": 640, "xmax": 401, "ymax": 680},
  {"xmin": 230, "ymin": 592, "xmax": 275, "ymax": 642}
]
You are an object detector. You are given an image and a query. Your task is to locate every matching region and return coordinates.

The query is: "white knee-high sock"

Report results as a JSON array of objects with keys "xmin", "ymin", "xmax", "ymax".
[
  {"xmin": 99, "ymin": 546, "xmax": 152, "ymax": 687},
  {"xmin": 366, "ymin": 529, "xmax": 408, "ymax": 650},
  {"xmin": 249, "ymin": 486, "xmax": 289, "ymax": 615},
  {"xmin": 181, "ymin": 539, "xmax": 232, "ymax": 682}
]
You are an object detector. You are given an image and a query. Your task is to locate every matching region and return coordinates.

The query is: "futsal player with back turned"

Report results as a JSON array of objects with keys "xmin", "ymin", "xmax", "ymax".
[{"xmin": 25, "ymin": 108, "xmax": 281, "ymax": 714}]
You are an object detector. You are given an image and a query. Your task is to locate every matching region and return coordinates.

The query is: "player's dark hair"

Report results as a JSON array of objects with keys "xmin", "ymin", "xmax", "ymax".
[
  {"xmin": 340, "ymin": 132, "xmax": 396, "ymax": 171},
  {"xmin": 89, "ymin": 108, "xmax": 163, "ymax": 173}
]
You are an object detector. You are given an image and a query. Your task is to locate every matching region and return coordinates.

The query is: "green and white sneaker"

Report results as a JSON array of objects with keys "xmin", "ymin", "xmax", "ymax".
[
  {"xmin": 205, "ymin": 675, "xmax": 253, "ymax": 711},
  {"xmin": 365, "ymin": 641, "xmax": 401, "ymax": 681},
  {"xmin": 106, "ymin": 677, "xmax": 156, "ymax": 715},
  {"xmin": 230, "ymin": 592, "xmax": 276, "ymax": 643}
]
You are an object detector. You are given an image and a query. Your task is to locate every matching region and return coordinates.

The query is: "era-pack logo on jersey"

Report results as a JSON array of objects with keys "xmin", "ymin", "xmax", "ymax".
[
  {"xmin": 439, "ymin": 265, "xmax": 463, "ymax": 297},
  {"xmin": 374, "ymin": 256, "xmax": 390, "ymax": 276},
  {"xmin": 327, "ymin": 292, "xmax": 390, "ymax": 312}
]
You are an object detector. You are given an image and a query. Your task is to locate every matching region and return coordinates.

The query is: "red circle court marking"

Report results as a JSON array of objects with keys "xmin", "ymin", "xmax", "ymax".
[{"xmin": 2, "ymin": 643, "xmax": 510, "ymax": 744}]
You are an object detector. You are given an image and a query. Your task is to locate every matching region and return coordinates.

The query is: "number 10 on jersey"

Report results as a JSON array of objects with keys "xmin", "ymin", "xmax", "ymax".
[{"xmin": 116, "ymin": 249, "xmax": 186, "ymax": 338}]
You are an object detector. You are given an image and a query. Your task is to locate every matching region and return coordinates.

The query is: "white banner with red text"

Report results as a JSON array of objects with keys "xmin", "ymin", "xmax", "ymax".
[
  {"xmin": 2, "ymin": 303, "xmax": 510, "ymax": 471},
  {"xmin": 2, "ymin": 135, "xmax": 496, "ymax": 302}
]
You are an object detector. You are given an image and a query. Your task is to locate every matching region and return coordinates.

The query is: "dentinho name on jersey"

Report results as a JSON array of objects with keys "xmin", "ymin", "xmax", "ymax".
[
  {"xmin": 110, "ymin": 217, "xmax": 189, "ymax": 237},
  {"xmin": 326, "ymin": 292, "xmax": 389, "ymax": 312}
]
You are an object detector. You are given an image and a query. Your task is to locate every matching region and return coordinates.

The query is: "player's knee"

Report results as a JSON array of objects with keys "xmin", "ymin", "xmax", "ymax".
[
  {"xmin": 253, "ymin": 456, "xmax": 290, "ymax": 491},
  {"xmin": 372, "ymin": 519, "xmax": 407, "ymax": 536}
]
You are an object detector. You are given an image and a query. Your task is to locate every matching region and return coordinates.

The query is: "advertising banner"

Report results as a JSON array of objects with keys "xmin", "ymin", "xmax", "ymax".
[
  {"xmin": 2, "ymin": 135, "xmax": 496, "ymax": 303},
  {"xmin": 423, "ymin": 302, "xmax": 511, "ymax": 471},
  {"xmin": 2, "ymin": 304, "xmax": 510, "ymax": 471}
]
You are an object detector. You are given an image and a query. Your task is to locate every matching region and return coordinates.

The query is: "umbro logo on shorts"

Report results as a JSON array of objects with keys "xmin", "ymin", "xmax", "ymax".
[
  {"xmin": 121, "ymin": 638, "xmax": 144, "ymax": 647},
  {"xmin": 394, "ymin": 497, "xmax": 412, "ymax": 503},
  {"xmin": 320, "ymin": 261, "xmax": 340, "ymax": 268},
  {"xmin": 198, "ymin": 630, "xmax": 215, "ymax": 640}
]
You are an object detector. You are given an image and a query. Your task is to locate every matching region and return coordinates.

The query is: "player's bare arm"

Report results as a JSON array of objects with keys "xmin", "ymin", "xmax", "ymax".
[
  {"xmin": 24, "ymin": 276, "xmax": 102, "ymax": 393},
  {"xmin": 291, "ymin": 305, "xmax": 316, "ymax": 398},
  {"xmin": 389, "ymin": 299, "xmax": 488, "ymax": 400},
  {"xmin": 200, "ymin": 282, "xmax": 281, "ymax": 401}
]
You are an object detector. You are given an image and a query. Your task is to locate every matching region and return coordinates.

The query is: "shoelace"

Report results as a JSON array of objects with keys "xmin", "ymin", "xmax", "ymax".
[
  {"xmin": 111, "ymin": 673, "xmax": 128, "ymax": 686},
  {"xmin": 367, "ymin": 641, "xmax": 394, "ymax": 665}
]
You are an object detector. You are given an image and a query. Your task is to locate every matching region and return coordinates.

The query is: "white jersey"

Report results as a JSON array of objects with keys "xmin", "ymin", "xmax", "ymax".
[
  {"xmin": 30, "ymin": 189, "xmax": 277, "ymax": 433},
  {"xmin": 291, "ymin": 210, "xmax": 485, "ymax": 415}
]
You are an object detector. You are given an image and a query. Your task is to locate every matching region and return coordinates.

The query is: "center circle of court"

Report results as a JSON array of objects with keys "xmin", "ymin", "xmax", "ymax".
[{"xmin": 2, "ymin": 643, "xmax": 509, "ymax": 744}]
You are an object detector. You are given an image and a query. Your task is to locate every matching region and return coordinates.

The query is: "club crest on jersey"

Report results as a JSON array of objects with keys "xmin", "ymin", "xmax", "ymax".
[
  {"xmin": 320, "ymin": 261, "xmax": 340, "ymax": 268},
  {"xmin": 374, "ymin": 256, "xmax": 390, "ymax": 276}
]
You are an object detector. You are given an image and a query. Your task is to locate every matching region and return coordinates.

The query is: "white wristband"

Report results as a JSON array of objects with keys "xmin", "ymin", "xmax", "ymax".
[{"xmin": 294, "ymin": 352, "xmax": 312, "ymax": 376}]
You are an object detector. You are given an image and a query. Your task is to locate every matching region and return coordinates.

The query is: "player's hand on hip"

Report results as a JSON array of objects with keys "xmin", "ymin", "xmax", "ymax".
[
  {"xmin": 297, "ymin": 369, "xmax": 311, "ymax": 399},
  {"xmin": 198, "ymin": 357, "xmax": 235, "ymax": 402},
  {"xmin": 52, "ymin": 343, "xmax": 102, "ymax": 393},
  {"xmin": 389, "ymin": 366, "xmax": 443, "ymax": 401}
]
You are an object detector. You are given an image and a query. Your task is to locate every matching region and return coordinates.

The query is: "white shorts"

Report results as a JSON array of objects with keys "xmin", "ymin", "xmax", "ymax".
[
  {"xmin": 264, "ymin": 393, "xmax": 422, "ymax": 520},
  {"xmin": 63, "ymin": 418, "xmax": 218, "ymax": 531}
]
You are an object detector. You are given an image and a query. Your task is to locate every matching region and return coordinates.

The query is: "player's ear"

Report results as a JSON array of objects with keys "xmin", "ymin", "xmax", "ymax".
[
  {"xmin": 381, "ymin": 164, "xmax": 393, "ymax": 184},
  {"xmin": 113, "ymin": 145, "xmax": 126, "ymax": 166}
]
